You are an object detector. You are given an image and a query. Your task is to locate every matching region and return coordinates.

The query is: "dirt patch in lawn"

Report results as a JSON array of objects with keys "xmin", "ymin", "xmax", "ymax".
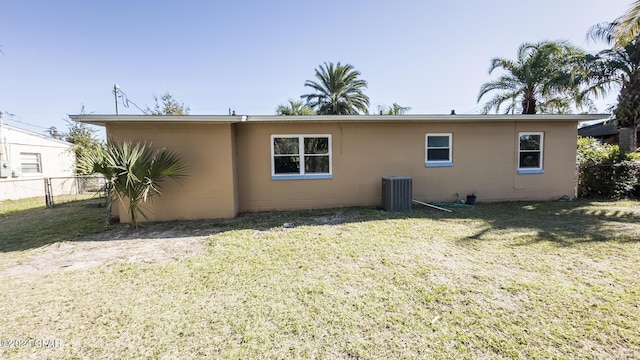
[
  {"xmin": 0, "ymin": 222, "xmax": 222, "ymax": 278},
  {"xmin": 0, "ymin": 212, "xmax": 361, "ymax": 278}
]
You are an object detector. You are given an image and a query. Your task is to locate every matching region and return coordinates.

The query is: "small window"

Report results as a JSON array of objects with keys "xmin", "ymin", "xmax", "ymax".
[
  {"xmin": 271, "ymin": 135, "xmax": 332, "ymax": 180},
  {"xmin": 425, "ymin": 133, "xmax": 453, "ymax": 167},
  {"xmin": 518, "ymin": 132, "xmax": 544, "ymax": 174},
  {"xmin": 20, "ymin": 153, "xmax": 42, "ymax": 174}
]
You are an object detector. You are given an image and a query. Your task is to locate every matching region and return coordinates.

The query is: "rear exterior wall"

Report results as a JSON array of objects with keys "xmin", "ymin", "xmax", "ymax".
[
  {"xmin": 235, "ymin": 120, "xmax": 578, "ymax": 212},
  {"xmin": 107, "ymin": 122, "xmax": 238, "ymax": 222},
  {"xmin": 104, "ymin": 120, "xmax": 578, "ymax": 221}
]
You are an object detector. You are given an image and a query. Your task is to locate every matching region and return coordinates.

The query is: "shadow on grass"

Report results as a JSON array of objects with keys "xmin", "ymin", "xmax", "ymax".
[
  {"xmin": 1, "ymin": 198, "xmax": 639, "ymax": 253},
  {"xmin": 449, "ymin": 200, "xmax": 640, "ymax": 246},
  {"xmin": 0, "ymin": 198, "xmax": 110, "ymax": 253},
  {"xmin": 196, "ymin": 200, "xmax": 640, "ymax": 247}
]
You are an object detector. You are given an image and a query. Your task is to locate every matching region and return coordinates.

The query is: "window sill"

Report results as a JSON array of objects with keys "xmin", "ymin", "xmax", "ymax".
[
  {"xmin": 272, "ymin": 174, "xmax": 333, "ymax": 180},
  {"xmin": 518, "ymin": 169, "xmax": 544, "ymax": 174},
  {"xmin": 425, "ymin": 162, "xmax": 454, "ymax": 168}
]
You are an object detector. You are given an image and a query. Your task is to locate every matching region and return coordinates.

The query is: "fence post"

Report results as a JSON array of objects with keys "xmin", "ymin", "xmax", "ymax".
[{"xmin": 44, "ymin": 177, "xmax": 54, "ymax": 208}]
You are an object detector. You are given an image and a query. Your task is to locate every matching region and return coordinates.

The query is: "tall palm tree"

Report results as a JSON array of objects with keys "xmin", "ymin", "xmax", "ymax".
[
  {"xmin": 301, "ymin": 62, "xmax": 369, "ymax": 115},
  {"xmin": 477, "ymin": 41, "xmax": 587, "ymax": 114},
  {"xmin": 78, "ymin": 141, "xmax": 188, "ymax": 227},
  {"xmin": 585, "ymin": 25, "xmax": 640, "ymax": 153},
  {"xmin": 276, "ymin": 99, "xmax": 316, "ymax": 115}
]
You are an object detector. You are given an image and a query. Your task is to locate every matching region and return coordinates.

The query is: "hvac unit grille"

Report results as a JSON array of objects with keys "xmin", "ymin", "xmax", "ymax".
[{"xmin": 381, "ymin": 176, "xmax": 412, "ymax": 212}]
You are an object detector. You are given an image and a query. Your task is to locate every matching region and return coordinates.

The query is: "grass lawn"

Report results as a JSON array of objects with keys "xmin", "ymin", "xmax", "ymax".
[
  {"xmin": 0, "ymin": 197, "xmax": 109, "ymax": 253},
  {"xmin": 0, "ymin": 194, "xmax": 100, "ymax": 217},
  {"xmin": 0, "ymin": 200, "xmax": 639, "ymax": 359}
]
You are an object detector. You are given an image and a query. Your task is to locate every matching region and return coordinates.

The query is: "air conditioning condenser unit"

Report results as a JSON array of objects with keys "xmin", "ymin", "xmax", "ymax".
[{"xmin": 381, "ymin": 176, "xmax": 412, "ymax": 212}]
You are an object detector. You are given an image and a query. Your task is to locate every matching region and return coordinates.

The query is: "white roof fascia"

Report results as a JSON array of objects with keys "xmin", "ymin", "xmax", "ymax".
[{"xmin": 71, "ymin": 114, "xmax": 610, "ymax": 126}]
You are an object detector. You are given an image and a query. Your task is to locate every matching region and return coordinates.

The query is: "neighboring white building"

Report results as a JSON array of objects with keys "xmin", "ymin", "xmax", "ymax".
[{"xmin": 0, "ymin": 123, "xmax": 76, "ymax": 201}]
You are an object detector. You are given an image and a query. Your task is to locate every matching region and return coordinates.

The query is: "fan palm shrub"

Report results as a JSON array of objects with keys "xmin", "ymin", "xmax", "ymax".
[{"xmin": 78, "ymin": 141, "xmax": 188, "ymax": 227}]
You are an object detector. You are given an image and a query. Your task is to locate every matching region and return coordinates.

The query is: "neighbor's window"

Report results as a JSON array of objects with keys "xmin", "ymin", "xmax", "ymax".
[
  {"xmin": 20, "ymin": 153, "xmax": 42, "ymax": 174},
  {"xmin": 518, "ymin": 132, "xmax": 544, "ymax": 174},
  {"xmin": 271, "ymin": 135, "xmax": 332, "ymax": 180},
  {"xmin": 425, "ymin": 133, "xmax": 453, "ymax": 167}
]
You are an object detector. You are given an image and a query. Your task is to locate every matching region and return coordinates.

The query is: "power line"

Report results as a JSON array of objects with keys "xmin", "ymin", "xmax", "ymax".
[
  {"xmin": 113, "ymin": 85, "xmax": 147, "ymax": 114},
  {"xmin": 0, "ymin": 111, "xmax": 50, "ymax": 130}
]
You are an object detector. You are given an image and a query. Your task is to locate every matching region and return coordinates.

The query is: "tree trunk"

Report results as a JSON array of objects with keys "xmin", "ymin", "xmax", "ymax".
[
  {"xmin": 618, "ymin": 126, "xmax": 638, "ymax": 154},
  {"xmin": 521, "ymin": 97, "xmax": 537, "ymax": 114},
  {"xmin": 613, "ymin": 73, "xmax": 640, "ymax": 151},
  {"xmin": 105, "ymin": 184, "xmax": 113, "ymax": 225}
]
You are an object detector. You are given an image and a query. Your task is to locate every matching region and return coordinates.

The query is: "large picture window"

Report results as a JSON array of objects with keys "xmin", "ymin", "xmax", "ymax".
[
  {"xmin": 425, "ymin": 133, "xmax": 453, "ymax": 167},
  {"xmin": 271, "ymin": 135, "xmax": 332, "ymax": 180},
  {"xmin": 20, "ymin": 153, "xmax": 42, "ymax": 174},
  {"xmin": 518, "ymin": 132, "xmax": 544, "ymax": 174}
]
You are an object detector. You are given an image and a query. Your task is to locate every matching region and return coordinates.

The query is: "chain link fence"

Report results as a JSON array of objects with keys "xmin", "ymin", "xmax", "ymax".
[{"xmin": 0, "ymin": 176, "xmax": 107, "ymax": 215}]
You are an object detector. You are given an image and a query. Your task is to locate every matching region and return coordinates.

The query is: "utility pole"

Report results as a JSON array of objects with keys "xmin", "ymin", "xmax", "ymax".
[
  {"xmin": 0, "ymin": 111, "xmax": 4, "ymax": 161},
  {"xmin": 114, "ymin": 84, "xmax": 119, "ymax": 115}
]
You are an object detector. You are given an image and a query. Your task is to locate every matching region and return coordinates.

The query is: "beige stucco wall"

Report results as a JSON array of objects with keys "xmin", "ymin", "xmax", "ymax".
[
  {"xmin": 106, "ymin": 122, "xmax": 237, "ymax": 222},
  {"xmin": 103, "ymin": 118, "xmax": 579, "ymax": 221},
  {"xmin": 235, "ymin": 120, "xmax": 578, "ymax": 212}
]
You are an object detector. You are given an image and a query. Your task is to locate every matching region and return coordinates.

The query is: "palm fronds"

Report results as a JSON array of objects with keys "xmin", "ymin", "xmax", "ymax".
[
  {"xmin": 276, "ymin": 99, "xmax": 316, "ymax": 115},
  {"xmin": 583, "ymin": 22, "xmax": 640, "ymax": 151},
  {"xmin": 78, "ymin": 140, "xmax": 188, "ymax": 227},
  {"xmin": 301, "ymin": 62, "xmax": 370, "ymax": 115},
  {"xmin": 587, "ymin": 2, "xmax": 640, "ymax": 48},
  {"xmin": 478, "ymin": 40, "xmax": 588, "ymax": 114}
]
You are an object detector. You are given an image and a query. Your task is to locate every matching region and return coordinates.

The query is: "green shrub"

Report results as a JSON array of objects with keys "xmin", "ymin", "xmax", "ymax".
[{"xmin": 577, "ymin": 137, "xmax": 640, "ymax": 198}]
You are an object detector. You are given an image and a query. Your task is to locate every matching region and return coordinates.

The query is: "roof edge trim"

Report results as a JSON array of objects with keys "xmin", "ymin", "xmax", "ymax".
[{"xmin": 70, "ymin": 113, "xmax": 610, "ymax": 126}]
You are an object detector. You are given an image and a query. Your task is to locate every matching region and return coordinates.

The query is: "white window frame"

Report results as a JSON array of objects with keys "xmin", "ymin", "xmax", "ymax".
[
  {"xmin": 517, "ymin": 132, "xmax": 544, "ymax": 174},
  {"xmin": 425, "ymin": 133, "xmax": 453, "ymax": 167},
  {"xmin": 271, "ymin": 134, "xmax": 333, "ymax": 180},
  {"xmin": 20, "ymin": 152, "xmax": 42, "ymax": 175}
]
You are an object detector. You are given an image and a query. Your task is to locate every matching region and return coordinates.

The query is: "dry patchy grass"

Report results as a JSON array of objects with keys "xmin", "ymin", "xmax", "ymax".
[{"xmin": 0, "ymin": 200, "xmax": 639, "ymax": 359}]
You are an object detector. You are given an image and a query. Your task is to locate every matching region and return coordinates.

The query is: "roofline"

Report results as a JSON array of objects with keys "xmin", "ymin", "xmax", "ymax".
[
  {"xmin": 1, "ymin": 124, "xmax": 74, "ymax": 146},
  {"xmin": 70, "ymin": 114, "xmax": 610, "ymax": 126},
  {"xmin": 243, "ymin": 114, "xmax": 609, "ymax": 122},
  {"xmin": 69, "ymin": 114, "xmax": 239, "ymax": 126}
]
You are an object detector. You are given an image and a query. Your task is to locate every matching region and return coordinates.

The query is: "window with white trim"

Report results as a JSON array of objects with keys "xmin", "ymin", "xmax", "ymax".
[
  {"xmin": 20, "ymin": 153, "xmax": 42, "ymax": 174},
  {"xmin": 271, "ymin": 135, "xmax": 332, "ymax": 180},
  {"xmin": 518, "ymin": 132, "xmax": 544, "ymax": 174},
  {"xmin": 425, "ymin": 133, "xmax": 453, "ymax": 167}
]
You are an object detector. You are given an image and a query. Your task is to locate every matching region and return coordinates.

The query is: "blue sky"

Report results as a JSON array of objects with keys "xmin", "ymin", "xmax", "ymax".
[{"xmin": 0, "ymin": 0, "xmax": 632, "ymax": 136}]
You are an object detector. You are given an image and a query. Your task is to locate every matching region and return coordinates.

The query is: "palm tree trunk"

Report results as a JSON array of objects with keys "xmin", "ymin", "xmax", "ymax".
[
  {"xmin": 104, "ymin": 184, "xmax": 113, "ymax": 225},
  {"xmin": 613, "ymin": 74, "xmax": 640, "ymax": 153},
  {"xmin": 522, "ymin": 97, "xmax": 536, "ymax": 114},
  {"xmin": 618, "ymin": 126, "xmax": 638, "ymax": 153}
]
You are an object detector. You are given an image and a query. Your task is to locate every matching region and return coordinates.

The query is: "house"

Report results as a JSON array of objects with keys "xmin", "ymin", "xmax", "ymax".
[
  {"xmin": 72, "ymin": 114, "xmax": 606, "ymax": 223},
  {"xmin": 0, "ymin": 123, "xmax": 76, "ymax": 201},
  {"xmin": 578, "ymin": 120, "xmax": 640, "ymax": 145}
]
